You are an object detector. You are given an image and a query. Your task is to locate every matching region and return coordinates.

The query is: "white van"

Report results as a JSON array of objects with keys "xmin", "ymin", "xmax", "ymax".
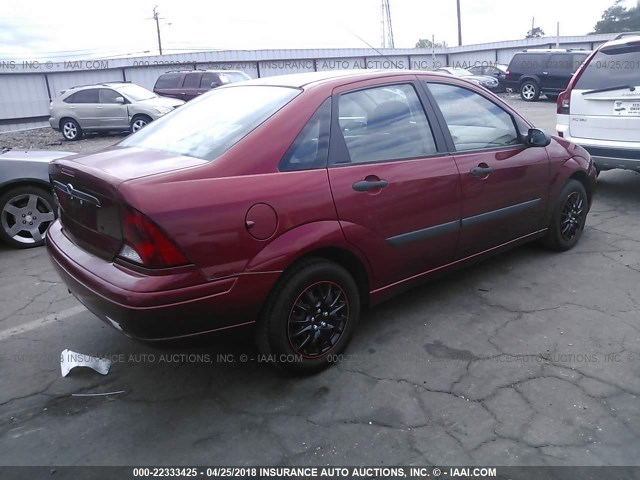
[{"xmin": 556, "ymin": 34, "xmax": 640, "ymax": 173}]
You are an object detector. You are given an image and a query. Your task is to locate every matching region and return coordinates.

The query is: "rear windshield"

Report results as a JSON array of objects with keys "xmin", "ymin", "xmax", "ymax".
[
  {"xmin": 575, "ymin": 43, "xmax": 640, "ymax": 90},
  {"xmin": 119, "ymin": 85, "xmax": 300, "ymax": 161},
  {"xmin": 219, "ymin": 72, "xmax": 251, "ymax": 83}
]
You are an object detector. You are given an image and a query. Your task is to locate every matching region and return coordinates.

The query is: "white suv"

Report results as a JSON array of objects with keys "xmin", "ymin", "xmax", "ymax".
[{"xmin": 556, "ymin": 34, "xmax": 640, "ymax": 174}]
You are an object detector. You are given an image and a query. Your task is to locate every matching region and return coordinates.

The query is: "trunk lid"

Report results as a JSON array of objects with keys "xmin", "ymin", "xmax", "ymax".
[{"xmin": 49, "ymin": 146, "xmax": 207, "ymax": 260}]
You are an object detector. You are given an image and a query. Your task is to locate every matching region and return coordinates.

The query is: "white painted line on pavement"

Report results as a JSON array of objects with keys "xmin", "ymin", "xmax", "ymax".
[{"xmin": 0, "ymin": 305, "xmax": 86, "ymax": 341}]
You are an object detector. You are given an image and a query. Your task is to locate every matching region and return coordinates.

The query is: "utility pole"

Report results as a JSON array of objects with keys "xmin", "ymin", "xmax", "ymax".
[
  {"xmin": 456, "ymin": 0, "xmax": 462, "ymax": 46},
  {"xmin": 152, "ymin": 6, "xmax": 163, "ymax": 55}
]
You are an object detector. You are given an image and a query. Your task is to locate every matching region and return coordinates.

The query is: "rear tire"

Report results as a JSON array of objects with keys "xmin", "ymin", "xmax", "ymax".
[
  {"xmin": 542, "ymin": 179, "xmax": 588, "ymax": 251},
  {"xmin": 256, "ymin": 259, "xmax": 360, "ymax": 374},
  {"xmin": 61, "ymin": 118, "xmax": 82, "ymax": 141},
  {"xmin": 520, "ymin": 81, "xmax": 540, "ymax": 102}
]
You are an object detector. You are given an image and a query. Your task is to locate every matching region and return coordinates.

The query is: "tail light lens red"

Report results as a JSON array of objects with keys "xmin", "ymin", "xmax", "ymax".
[
  {"xmin": 557, "ymin": 90, "xmax": 571, "ymax": 115},
  {"xmin": 556, "ymin": 49, "xmax": 596, "ymax": 115},
  {"xmin": 505, "ymin": 71, "xmax": 511, "ymax": 81},
  {"xmin": 118, "ymin": 207, "xmax": 189, "ymax": 268}
]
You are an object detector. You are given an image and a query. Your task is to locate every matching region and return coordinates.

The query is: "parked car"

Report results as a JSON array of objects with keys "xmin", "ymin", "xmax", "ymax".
[
  {"xmin": 466, "ymin": 64, "xmax": 508, "ymax": 92},
  {"xmin": 0, "ymin": 148, "xmax": 73, "ymax": 248},
  {"xmin": 47, "ymin": 70, "xmax": 596, "ymax": 373},
  {"xmin": 556, "ymin": 34, "xmax": 640, "ymax": 174},
  {"xmin": 505, "ymin": 49, "xmax": 591, "ymax": 102},
  {"xmin": 434, "ymin": 67, "xmax": 500, "ymax": 92},
  {"xmin": 49, "ymin": 82, "xmax": 184, "ymax": 141},
  {"xmin": 153, "ymin": 69, "xmax": 252, "ymax": 101}
]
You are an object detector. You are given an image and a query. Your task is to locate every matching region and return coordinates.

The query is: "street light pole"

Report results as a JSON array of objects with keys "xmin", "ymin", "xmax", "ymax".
[
  {"xmin": 456, "ymin": 0, "xmax": 462, "ymax": 46},
  {"xmin": 153, "ymin": 6, "xmax": 163, "ymax": 55}
]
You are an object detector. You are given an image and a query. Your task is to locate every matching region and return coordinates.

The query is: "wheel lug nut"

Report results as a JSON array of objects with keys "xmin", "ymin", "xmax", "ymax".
[
  {"xmin": 29, "ymin": 222, "xmax": 33, "ymax": 225},
  {"xmin": 28, "ymin": 211, "xmax": 32, "ymax": 215},
  {"xmin": 22, "ymin": 214, "xmax": 25, "ymax": 217},
  {"xmin": 22, "ymin": 220, "xmax": 26, "ymax": 224}
]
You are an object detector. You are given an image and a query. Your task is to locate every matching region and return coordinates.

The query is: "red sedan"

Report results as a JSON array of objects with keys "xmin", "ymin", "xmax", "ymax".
[{"xmin": 47, "ymin": 70, "xmax": 597, "ymax": 372}]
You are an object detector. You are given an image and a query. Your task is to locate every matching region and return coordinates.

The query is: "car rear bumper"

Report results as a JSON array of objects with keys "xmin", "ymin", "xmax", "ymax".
[
  {"xmin": 49, "ymin": 117, "xmax": 60, "ymax": 131},
  {"xmin": 46, "ymin": 220, "xmax": 279, "ymax": 341},
  {"xmin": 583, "ymin": 146, "xmax": 640, "ymax": 171},
  {"xmin": 556, "ymin": 121, "xmax": 640, "ymax": 171}
]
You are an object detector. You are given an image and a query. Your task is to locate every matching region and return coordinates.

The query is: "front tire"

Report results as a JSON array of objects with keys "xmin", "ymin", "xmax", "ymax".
[
  {"xmin": 256, "ymin": 259, "xmax": 360, "ymax": 373},
  {"xmin": 520, "ymin": 81, "xmax": 540, "ymax": 102},
  {"xmin": 130, "ymin": 115, "xmax": 152, "ymax": 133},
  {"xmin": 0, "ymin": 186, "xmax": 56, "ymax": 248},
  {"xmin": 542, "ymin": 179, "xmax": 588, "ymax": 251}
]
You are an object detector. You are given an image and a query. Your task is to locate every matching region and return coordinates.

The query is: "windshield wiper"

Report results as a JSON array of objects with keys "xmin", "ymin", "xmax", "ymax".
[{"xmin": 583, "ymin": 85, "xmax": 636, "ymax": 95}]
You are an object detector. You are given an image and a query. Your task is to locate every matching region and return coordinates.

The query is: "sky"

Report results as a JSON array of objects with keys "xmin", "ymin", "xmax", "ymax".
[{"xmin": 0, "ymin": 0, "xmax": 635, "ymax": 60}]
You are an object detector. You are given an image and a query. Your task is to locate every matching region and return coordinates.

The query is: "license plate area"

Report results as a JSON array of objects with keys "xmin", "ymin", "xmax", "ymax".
[{"xmin": 613, "ymin": 101, "xmax": 640, "ymax": 116}]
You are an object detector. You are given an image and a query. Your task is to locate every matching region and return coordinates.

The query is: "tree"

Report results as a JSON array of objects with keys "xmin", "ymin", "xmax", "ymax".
[
  {"xmin": 415, "ymin": 38, "xmax": 447, "ymax": 48},
  {"xmin": 592, "ymin": 0, "xmax": 640, "ymax": 33},
  {"xmin": 526, "ymin": 27, "xmax": 545, "ymax": 38}
]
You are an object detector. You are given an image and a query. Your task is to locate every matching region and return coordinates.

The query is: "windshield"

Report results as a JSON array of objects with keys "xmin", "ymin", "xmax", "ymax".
[
  {"xmin": 118, "ymin": 84, "xmax": 158, "ymax": 101},
  {"xmin": 575, "ymin": 43, "xmax": 640, "ymax": 90},
  {"xmin": 119, "ymin": 85, "xmax": 300, "ymax": 161}
]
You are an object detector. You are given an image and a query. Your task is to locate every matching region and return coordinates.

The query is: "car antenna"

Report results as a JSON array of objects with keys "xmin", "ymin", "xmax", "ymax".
[{"xmin": 343, "ymin": 26, "xmax": 402, "ymax": 69}]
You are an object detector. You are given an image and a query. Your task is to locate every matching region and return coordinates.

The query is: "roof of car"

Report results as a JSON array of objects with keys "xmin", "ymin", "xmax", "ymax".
[
  {"xmin": 518, "ymin": 48, "xmax": 591, "ymax": 54},
  {"xmin": 160, "ymin": 69, "xmax": 247, "ymax": 74},
  {"xmin": 602, "ymin": 34, "xmax": 640, "ymax": 48},
  {"xmin": 222, "ymin": 69, "xmax": 447, "ymax": 89}
]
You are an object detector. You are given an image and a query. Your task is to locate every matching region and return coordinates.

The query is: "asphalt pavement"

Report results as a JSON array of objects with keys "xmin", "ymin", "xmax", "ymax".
[{"xmin": 1, "ymin": 96, "xmax": 640, "ymax": 467}]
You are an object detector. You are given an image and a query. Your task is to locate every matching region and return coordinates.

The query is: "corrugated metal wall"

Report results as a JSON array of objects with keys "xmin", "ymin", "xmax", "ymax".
[{"xmin": 0, "ymin": 33, "xmax": 618, "ymax": 132}]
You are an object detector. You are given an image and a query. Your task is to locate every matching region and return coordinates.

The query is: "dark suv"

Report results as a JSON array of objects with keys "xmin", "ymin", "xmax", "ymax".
[
  {"xmin": 505, "ymin": 49, "xmax": 590, "ymax": 102},
  {"xmin": 153, "ymin": 69, "xmax": 251, "ymax": 101}
]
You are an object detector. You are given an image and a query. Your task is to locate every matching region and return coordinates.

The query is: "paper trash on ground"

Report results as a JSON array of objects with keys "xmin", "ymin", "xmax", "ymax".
[{"xmin": 60, "ymin": 349, "xmax": 111, "ymax": 377}]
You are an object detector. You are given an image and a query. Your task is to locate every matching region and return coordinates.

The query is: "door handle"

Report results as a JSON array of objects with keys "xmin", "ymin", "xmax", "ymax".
[
  {"xmin": 352, "ymin": 178, "xmax": 389, "ymax": 192},
  {"xmin": 542, "ymin": 71, "xmax": 548, "ymax": 75},
  {"xmin": 470, "ymin": 165, "xmax": 494, "ymax": 177},
  {"xmin": 96, "ymin": 106, "xmax": 103, "ymax": 109}
]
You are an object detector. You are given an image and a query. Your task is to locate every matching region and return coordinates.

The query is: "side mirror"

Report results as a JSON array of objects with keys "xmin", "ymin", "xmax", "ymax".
[
  {"xmin": 115, "ymin": 96, "xmax": 125, "ymax": 104},
  {"xmin": 526, "ymin": 128, "xmax": 551, "ymax": 147},
  {"xmin": 210, "ymin": 82, "xmax": 221, "ymax": 88}
]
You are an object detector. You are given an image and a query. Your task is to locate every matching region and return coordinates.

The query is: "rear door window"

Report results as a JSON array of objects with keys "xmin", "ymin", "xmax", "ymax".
[
  {"xmin": 154, "ymin": 73, "xmax": 181, "ymax": 89},
  {"xmin": 336, "ymin": 84, "xmax": 437, "ymax": 164},
  {"xmin": 575, "ymin": 44, "xmax": 640, "ymax": 90},
  {"xmin": 65, "ymin": 89, "xmax": 99, "ymax": 104},
  {"xmin": 183, "ymin": 73, "xmax": 201, "ymax": 89},
  {"xmin": 545, "ymin": 54, "xmax": 573, "ymax": 72}
]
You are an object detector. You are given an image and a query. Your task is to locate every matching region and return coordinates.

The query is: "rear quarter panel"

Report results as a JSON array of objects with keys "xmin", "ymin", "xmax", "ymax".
[{"xmin": 118, "ymin": 86, "xmax": 350, "ymax": 280}]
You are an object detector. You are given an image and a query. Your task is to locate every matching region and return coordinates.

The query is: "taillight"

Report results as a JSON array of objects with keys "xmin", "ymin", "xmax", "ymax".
[
  {"xmin": 557, "ymin": 90, "xmax": 571, "ymax": 115},
  {"xmin": 557, "ymin": 49, "xmax": 596, "ymax": 115},
  {"xmin": 505, "ymin": 71, "xmax": 511, "ymax": 81},
  {"xmin": 118, "ymin": 206, "xmax": 189, "ymax": 268}
]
